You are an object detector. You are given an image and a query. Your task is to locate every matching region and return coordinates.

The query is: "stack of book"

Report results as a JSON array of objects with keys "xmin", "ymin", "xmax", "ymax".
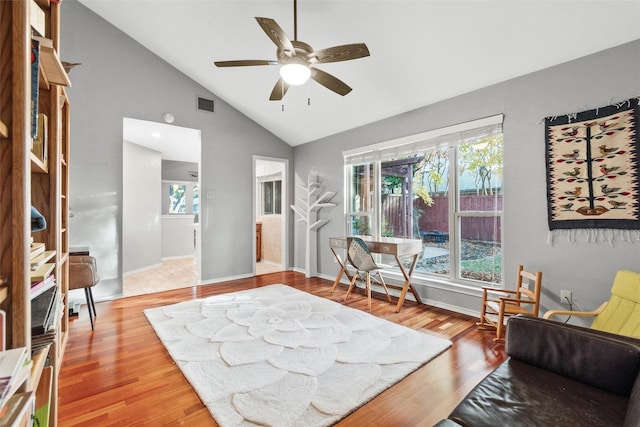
[
  {"xmin": 0, "ymin": 347, "xmax": 32, "ymax": 415},
  {"xmin": 31, "ymin": 287, "xmax": 61, "ymax": 354},
  {"xmin": 30, "ymin": 243, "xmax": 56, "ymax": 300}
]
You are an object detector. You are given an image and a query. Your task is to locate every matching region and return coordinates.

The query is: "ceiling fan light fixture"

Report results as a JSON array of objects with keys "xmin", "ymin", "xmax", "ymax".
[{"xmin": 280, "ymin": 63, "xmax": 311, "ymax": 85}]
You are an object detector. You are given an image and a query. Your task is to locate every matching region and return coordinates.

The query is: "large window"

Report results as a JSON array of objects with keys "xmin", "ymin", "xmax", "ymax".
[{"xmin": 344, "ymin": 115, "xmax": 503, "ymax": 286}]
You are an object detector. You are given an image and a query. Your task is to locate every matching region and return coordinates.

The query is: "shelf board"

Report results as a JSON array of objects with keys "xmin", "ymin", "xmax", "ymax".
[
  {"xmin": 0, "ymin": 119, "xmax": 8, "ymax": 138},
  {"xmin": 30, "ymin": 344, "xmax": 51, "ymax": 389},
  {"xmin": 56, "ymin": 331, "xmax": 68, "ymax": 371},
  {"xmin": 33, "ymin": 36, "xmax": 71, "ymax": 87},
  {"xmin": 30, "ymin": 152, "xmax": 48, "ymax": 173}
]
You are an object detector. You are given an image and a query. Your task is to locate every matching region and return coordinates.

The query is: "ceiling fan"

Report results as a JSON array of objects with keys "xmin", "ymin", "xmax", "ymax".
[{"xmin": 214, "ymin": 0, "xmax": 370, "ymax": 101}]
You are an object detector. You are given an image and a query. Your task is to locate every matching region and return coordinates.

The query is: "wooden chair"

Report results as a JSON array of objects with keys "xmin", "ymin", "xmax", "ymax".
[
  {"xmin": 344, "ymin": 237, "xmax": 391, "ymax": 311},
  {"xmin": 544, "ymin": 269, "xmax": 640, "ymax": 337},
  {"xmin": 477, "ymin": 265, "xmax": 543, "ymax": 342},
  {"xmin": 69, "ymin": 255, "xmax": 100, "ymax": 330}
]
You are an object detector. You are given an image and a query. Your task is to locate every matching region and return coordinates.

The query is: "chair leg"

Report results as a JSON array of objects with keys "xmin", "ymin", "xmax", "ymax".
[
  {"xmin": 377, "ymin": 272, "xmax": 391, "ymax": 303},
  {"xmin": 476, "ymin": 290, "xmax": 489, "ymax": 327},
  {"xmin": 84, "ymin": 288, "xmax": 95, "ymax": 330},
  {"xmin": 494, "ymin": 302, "xmax": 505, "ymax": 343},
  {"xmin": 88, "ymin": 287, "xmax": 97, "ymax": 319},
  {"xmin": 344, "ymin": 274, "xmax": 358, "ymax": 302},
  {"xmin": 365, "ymin": 272, "xmax": 372, "ymax": 312}
]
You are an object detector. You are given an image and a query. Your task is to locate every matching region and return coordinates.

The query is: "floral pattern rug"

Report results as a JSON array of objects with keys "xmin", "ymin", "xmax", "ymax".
[{"xmin": 144, "ymin": 284, "xmax": 451, "ymax": 427}]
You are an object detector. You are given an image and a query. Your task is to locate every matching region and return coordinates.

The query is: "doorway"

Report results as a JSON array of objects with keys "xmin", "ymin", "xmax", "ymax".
[
  {"xmin": 122, "ymin": 118, "xmax": 202, "ymax": 296},
  {"xmin": 254, "ymin": 156, "xmax": 288, "ymax": 275}
]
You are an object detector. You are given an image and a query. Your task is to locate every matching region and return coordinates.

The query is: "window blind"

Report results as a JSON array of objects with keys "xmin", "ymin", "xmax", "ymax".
[{"xmin": 343, "ymin": 114, "xmax": 503, "ymax": 165}]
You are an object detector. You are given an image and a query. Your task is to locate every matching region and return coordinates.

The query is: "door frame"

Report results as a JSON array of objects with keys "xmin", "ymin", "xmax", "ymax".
[{"xmin": 253, "ymin": 155, "xmax": 289, "ymax": 274}]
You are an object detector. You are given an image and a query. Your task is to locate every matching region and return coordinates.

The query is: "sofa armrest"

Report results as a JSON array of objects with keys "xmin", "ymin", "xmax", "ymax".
[
  {"xmin": 505, "ymin": 315, "xmax": 640, "ymax": 397},
  {"xmin": 543, "ymin": 301, "xmax": 607, "ymax": 320},
  {"xmin": 626, "ymin": 374, "xmax": 640, "ymax": 427}
]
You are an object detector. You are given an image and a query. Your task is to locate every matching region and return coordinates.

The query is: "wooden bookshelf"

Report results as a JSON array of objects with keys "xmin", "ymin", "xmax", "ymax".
[{"xmin": 0, "ymin": 1, "xmax": 71, "ymax": 425}]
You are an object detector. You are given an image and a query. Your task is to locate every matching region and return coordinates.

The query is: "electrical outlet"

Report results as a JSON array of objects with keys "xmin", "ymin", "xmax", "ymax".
[{"xmin": 560, "ymin": 290, "xmax": 572, "ymax": 304}]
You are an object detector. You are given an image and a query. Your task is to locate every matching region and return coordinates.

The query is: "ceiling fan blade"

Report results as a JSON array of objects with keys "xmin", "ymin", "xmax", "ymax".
[
  {"xmin": 269, "ymin": 78, "xmax": 290, "ymax": 101},
  {"xmin": 214, "ymin": 60, "xmax": 278, "ymax": 67},
  {"xmin": 255, "ymin": 17, "xmax": 295, "ymax": 55},
  {"xmin": 313, "ymin": 43, "xmax": 370, "ymax": 64},
  {"xmin": 310, "ymin": 68, "xmax": 352, "ymax": 96}
]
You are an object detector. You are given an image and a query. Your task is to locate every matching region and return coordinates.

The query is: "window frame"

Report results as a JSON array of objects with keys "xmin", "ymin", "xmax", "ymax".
[
  {"xmin": 343, "ymin": 115, "xmax": 503, "ymax": 287},
  {"xmin": 259, "ymin": 176, "xmax": 282, "ymax": 216}
]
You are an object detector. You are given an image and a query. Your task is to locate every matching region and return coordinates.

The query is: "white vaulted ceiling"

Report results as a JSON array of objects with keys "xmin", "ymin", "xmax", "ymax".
[{"xmin": 79, "ymin": 0, "xmax": 640, "ymax": 146}]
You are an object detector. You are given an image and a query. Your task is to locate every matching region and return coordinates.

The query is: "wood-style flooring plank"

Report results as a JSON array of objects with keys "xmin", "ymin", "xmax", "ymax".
[{"xmin": 59, "ymin": 272, "xmax": 506, "ymax": 426}]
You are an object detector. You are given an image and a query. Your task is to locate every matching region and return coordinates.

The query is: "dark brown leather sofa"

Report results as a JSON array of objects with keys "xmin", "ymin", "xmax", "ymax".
[{"xmin": 436, "ymin": 315, "xmax": 640, "ymax": 427}]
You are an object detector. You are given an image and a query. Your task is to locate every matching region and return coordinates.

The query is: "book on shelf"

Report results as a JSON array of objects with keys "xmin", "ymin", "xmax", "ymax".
[
  {"xmin": 29, "ymin": 243, "xmax": 45, "ymax": 260},
  {"xmin": 31, "ymin": 287, "xmax": 58, "ymax": 337},
  {"xmin": 30, "ymin": 38, "xmax": 40, "ymax": 140},
  {"xmin": 30, "ymin": 275, "xmax": 56, "ymax": 300},
  {"xmin": 0, "ymin": 360, "xmax": 32, "ymax": 415},
  {"xmin": 31, "ymin": 297, "xmax": 62, "ymax": 354},
  {"xmin": 0, "ymin": 347, "xmax": 31, "ymax": 412},
  {"xmin": 32, "ymin": 113, "xmax": 48, "ymax": 165},
  {"xmin": 30, "ymin": 250, "xmax": 56, "ymax": 272},
  {"xmin": 0, "ymin": 392, "xmax": 34, "ymax": 427},
  {"xmin": 30, "ymin": 263, "xmax": 55, "ymax": 284}
]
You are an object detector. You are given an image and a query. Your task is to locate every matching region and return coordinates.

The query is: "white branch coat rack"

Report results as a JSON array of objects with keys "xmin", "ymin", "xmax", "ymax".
[{"xmin": 290, "ymin": 174, "xmax": 336, "ymax": 277}]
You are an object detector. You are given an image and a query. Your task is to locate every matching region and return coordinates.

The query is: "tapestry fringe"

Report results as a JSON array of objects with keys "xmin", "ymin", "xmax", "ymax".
[
  {"xmin": 539, "ymin": 95, "xmax": 640, "ymax": 124},
  {"xmin": 547, "ymin": 229, "xmax": 640, "ymax": 246}
]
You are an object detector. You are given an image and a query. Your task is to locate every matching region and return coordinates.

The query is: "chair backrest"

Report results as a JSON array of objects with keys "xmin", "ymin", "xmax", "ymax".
[
  {"xmin": 346, "ymin": 237, "xmax": 378, "ymax": 271},
  {"xmin": 69, "ymin": 255, "xmax": 100, "ymax": 289},
  {"xmin": 515, "ymin": 264, "xmax": 543, "ymax": 316},
  {"xmin": 591, "ymin": 270, "xmax": 640, "ymax": 337}
]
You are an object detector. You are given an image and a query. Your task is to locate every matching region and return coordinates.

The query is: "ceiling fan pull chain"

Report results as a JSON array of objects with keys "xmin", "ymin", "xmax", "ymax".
[{"xmin": 307, "ymin": 79, "xmax": 311, "ymax": 106}]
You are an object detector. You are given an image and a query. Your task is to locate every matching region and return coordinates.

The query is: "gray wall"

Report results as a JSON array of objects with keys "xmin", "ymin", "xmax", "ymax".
[
  {"xmin": 62, "ymin": 0, "xmax": 293, "ymax": 298},
  {"xmin": 123, "ymin": 141, "xmax": 161, "ymax": 274},
  {"xmin": 162, "ymin": 160, "xmax": 198, "ymax": 182},
  {"xmin": 293, "ymin": 40, "xmax": 640, "ymax": 323}
]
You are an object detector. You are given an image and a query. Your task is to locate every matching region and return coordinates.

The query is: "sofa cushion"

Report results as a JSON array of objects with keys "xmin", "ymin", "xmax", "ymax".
[
  {"xmin": 448, "ymin": 359, "xmax": 629, "ymax": 427},
  {"xmin": 506, "ymin": 315, "xmax": 640, "ymax": 396}
]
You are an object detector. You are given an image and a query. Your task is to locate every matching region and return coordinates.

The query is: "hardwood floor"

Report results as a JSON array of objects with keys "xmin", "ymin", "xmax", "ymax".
[{"xmin": 59, "ymin": 272, "xmax": 507, "ymax": 426}]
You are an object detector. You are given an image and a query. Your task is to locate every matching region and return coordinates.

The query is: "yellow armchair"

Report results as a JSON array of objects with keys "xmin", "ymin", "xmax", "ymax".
[{"xmin": 543, "ymin": 269, "xmax": 640, "ymax": 337}]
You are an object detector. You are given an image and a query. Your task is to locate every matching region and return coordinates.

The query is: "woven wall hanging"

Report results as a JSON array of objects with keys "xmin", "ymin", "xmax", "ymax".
[{"xmin": 545, "ymin": 97, "xmax": 640, "ymax": 243}]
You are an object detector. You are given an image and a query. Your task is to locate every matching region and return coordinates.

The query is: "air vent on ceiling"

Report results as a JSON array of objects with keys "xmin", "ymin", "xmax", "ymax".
[{"xmin": 197, "ymin": 96, "xmax": 214, "ymax": 113}]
